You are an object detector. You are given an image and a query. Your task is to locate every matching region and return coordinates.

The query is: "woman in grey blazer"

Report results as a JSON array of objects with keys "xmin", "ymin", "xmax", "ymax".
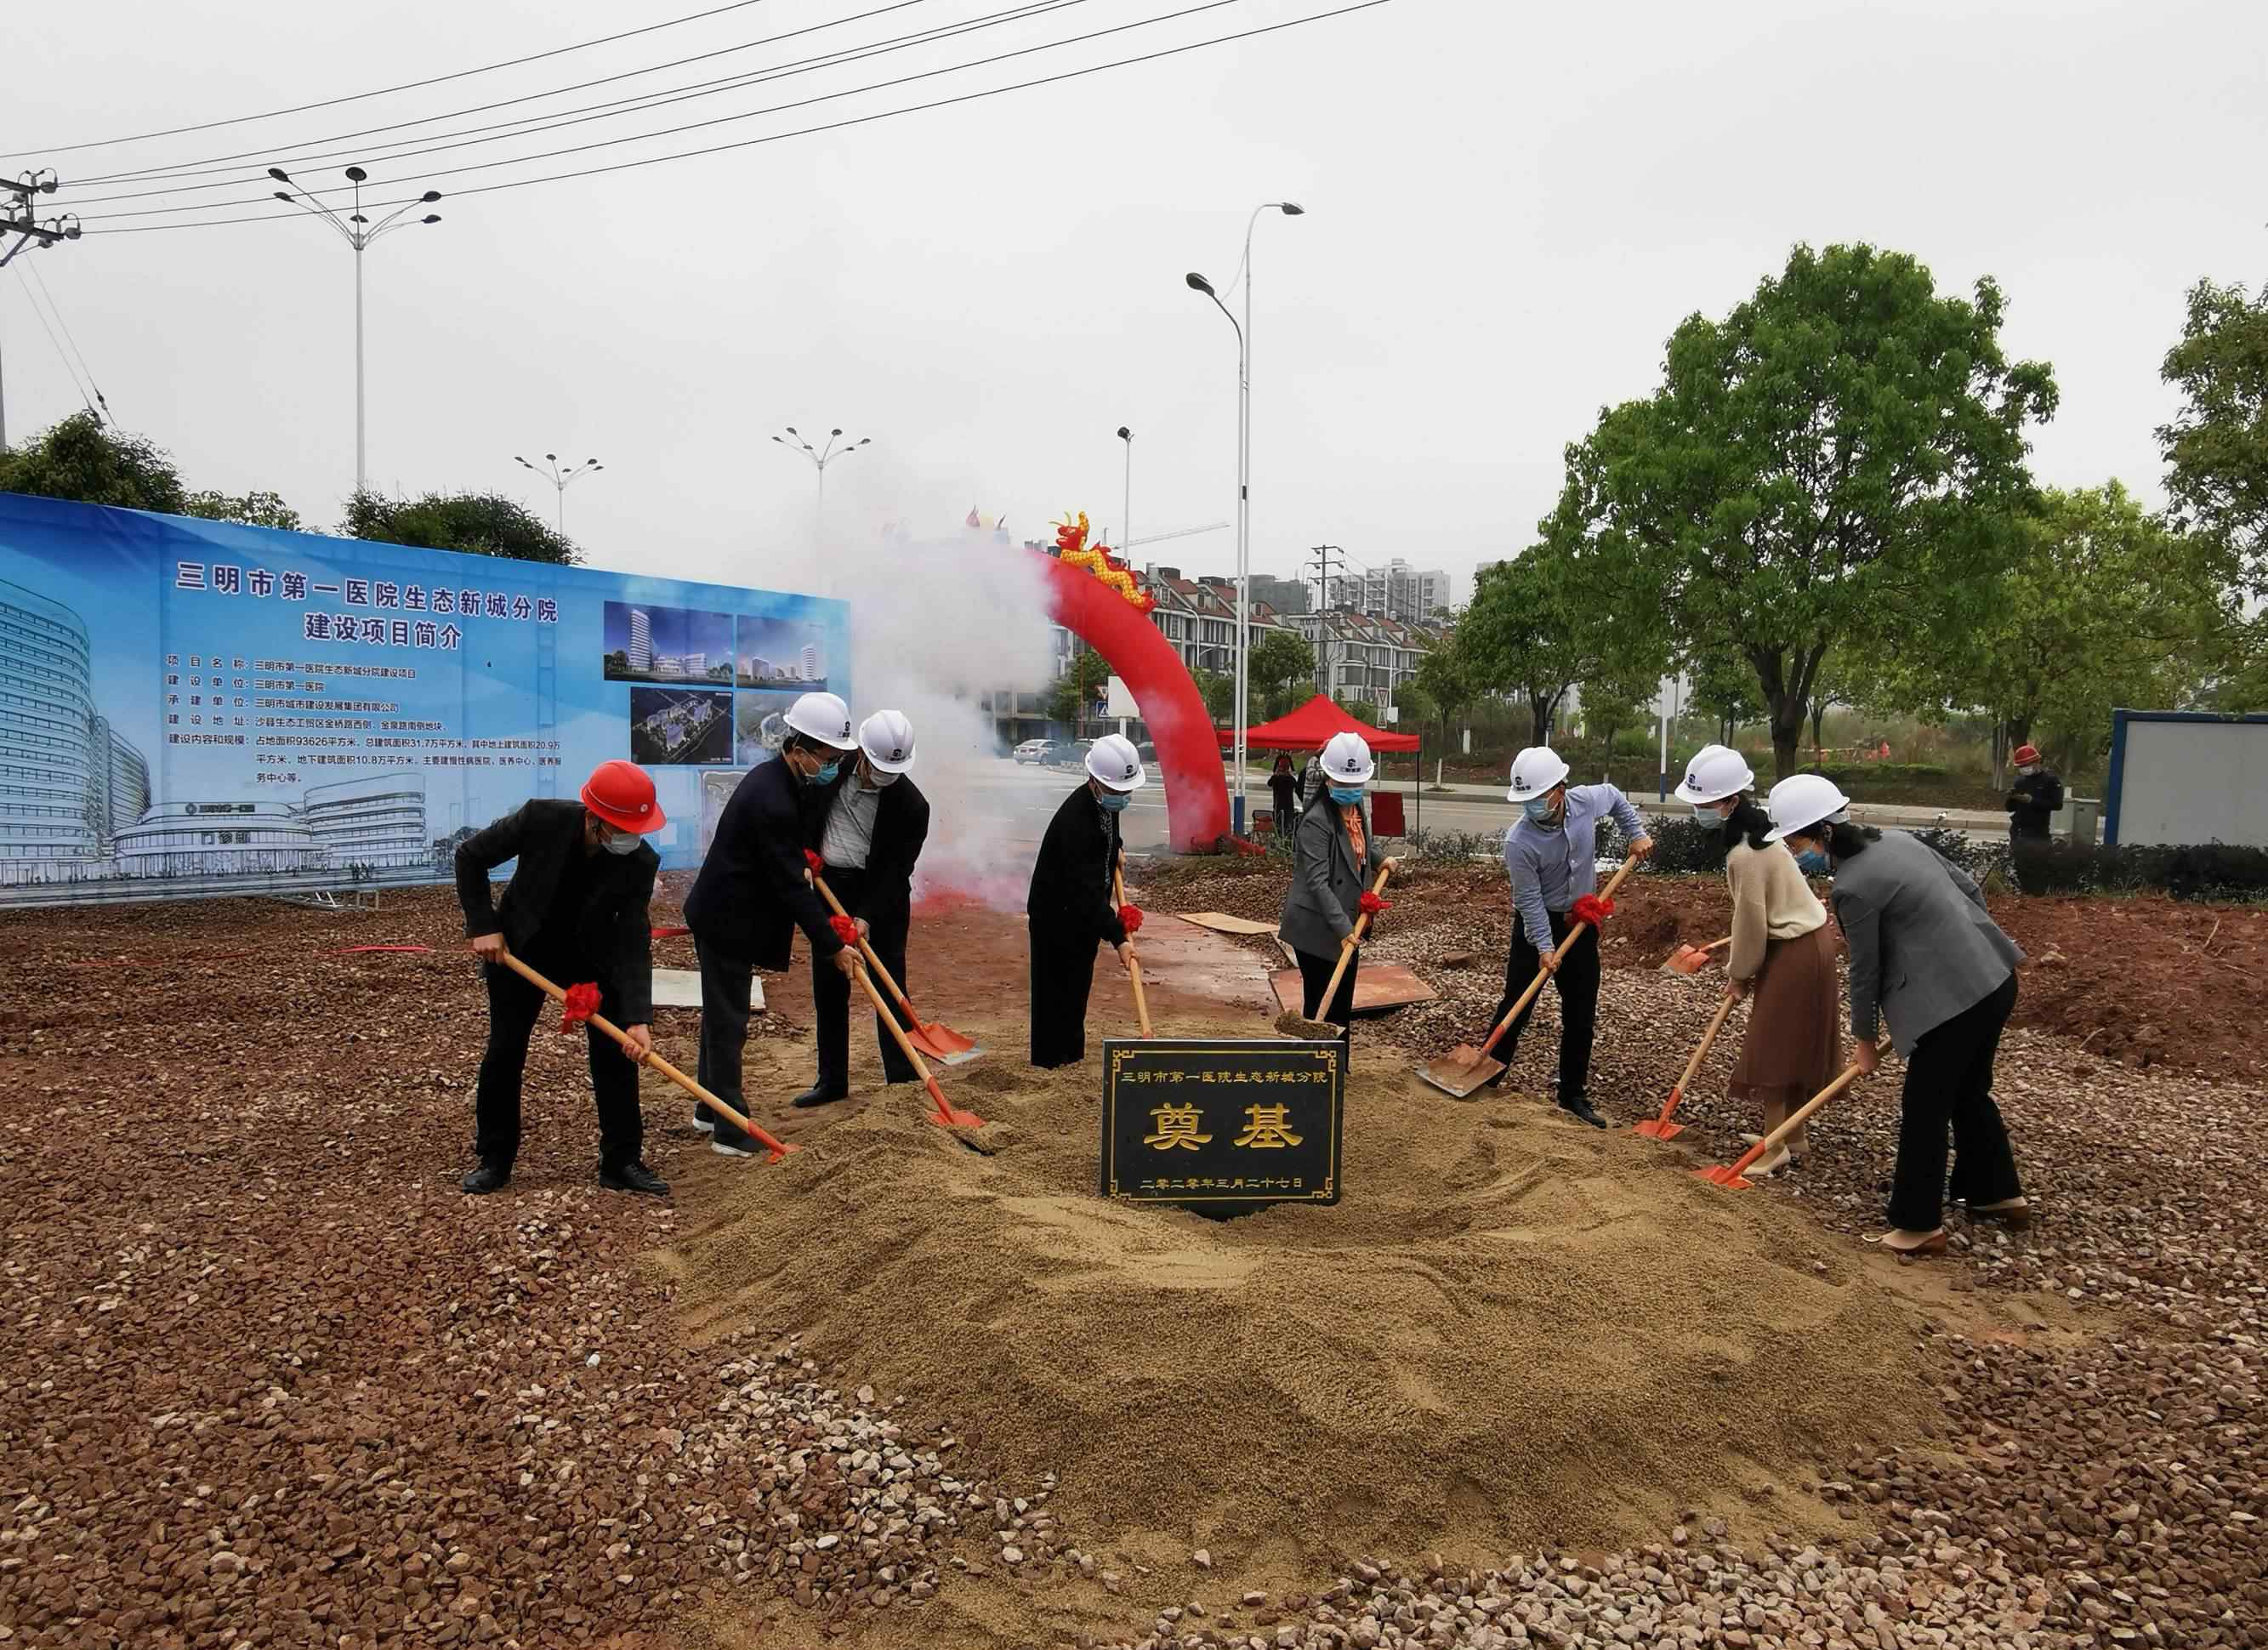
[
  {"xmin": 1767, "ymin": 776, "xmax": 2029, "ymax": 1255},
  {"xmin": 1279, "ymin": 732, "xmax": 1394, "ymax": 1047}
]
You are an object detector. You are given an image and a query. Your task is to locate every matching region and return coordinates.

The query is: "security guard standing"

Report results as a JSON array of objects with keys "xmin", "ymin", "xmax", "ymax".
[
  {"xmin": 684, "ymin": 691, "xmax": 861, "ymax": 1156},
  {"xmin": 797, "ymin": 709, "xmax": 930, "ymax": 1107},
  {"xmin": 455, "ymin": 760, "xmax": 670, "ymax": 1196},
  {"xmin": 2004, "ymin": 743, "xmax": 2064, "ymax": 843},
  {"xmin": 1026, "ymin": 732, "xmax": 1144, "ymax": 1068}
]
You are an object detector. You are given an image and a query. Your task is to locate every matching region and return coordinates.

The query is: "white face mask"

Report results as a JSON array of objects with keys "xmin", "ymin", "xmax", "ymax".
[
  {"xmin": 865, "ymin": 765, "xmax": 899, "ymax": 788},
  {"xmin": 602, "ymin": 829, "xmax": 639, "ymax": 856}
]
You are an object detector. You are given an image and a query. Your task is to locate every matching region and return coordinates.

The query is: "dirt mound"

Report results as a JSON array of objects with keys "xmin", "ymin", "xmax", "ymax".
[{"xmin": 668, "ymin": 1051, "xmax": 1940, "ymax": 1574}]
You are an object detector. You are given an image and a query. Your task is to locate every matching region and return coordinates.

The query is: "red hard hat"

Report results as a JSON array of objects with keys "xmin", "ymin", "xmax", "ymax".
[
  {"xmin": 580, "ymin": 760, "xmax": 666, "ymax": 834},
  {"xmin": 2012, "ymin": 744, "xmax": 2040, "ymax": 767}
]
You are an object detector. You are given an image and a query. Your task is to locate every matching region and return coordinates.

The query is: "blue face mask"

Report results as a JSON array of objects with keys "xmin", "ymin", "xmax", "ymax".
[
  {"xmin": 1691, "ymin": 802, "xmax": 1719, "ymax": 822},
  {"xmin": 1096, "ymin": 789, "xmax": 1130, "ymax": 813},
  {"xmin": 1521, "ymin": 795, "xmax": 1560, "ymax": 824},
  {"xmin": 808, "ymin": 759, "xmax": 841, "ymax": 786},
  {"xmin": 1328, "ymin": 785, "xmax": 1365, "ymax": 806},
  {"xmin": 1794, "ymin": 848, "xmax": 1829, "ymax": 877}
]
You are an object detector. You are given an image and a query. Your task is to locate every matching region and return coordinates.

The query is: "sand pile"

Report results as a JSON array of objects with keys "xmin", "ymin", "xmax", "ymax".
[{"xmin": 667, "ymin": 1051, "xmax": 1941, "ymax": 1575}]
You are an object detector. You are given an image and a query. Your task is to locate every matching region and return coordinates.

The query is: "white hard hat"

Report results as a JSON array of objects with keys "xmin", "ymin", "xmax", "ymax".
[
  {"xmin": 1763, "ymin": 774, "xmax": 1851, "ymax": 843},
  {"xmin": 784, "ymin": 691, "xmax": 858, "ymax": 751},
  {"xmin": 1504, "ymin": 745, "xmax": 1571, "ymax": 803},
  {"xmin": 1674, "ymin": 743, "xmax": 1755, "ymax": 806},
  {"xmin": 1319, "ymin": 731, "xmax": 1374, "ymax": 785},
  {"xmin": 1085, "ymin": 732, "xmax": 1146, "ymax": 792},
  {"xmin": 859, "ymin": 709, "xmax": 916, "ymax": 775}
]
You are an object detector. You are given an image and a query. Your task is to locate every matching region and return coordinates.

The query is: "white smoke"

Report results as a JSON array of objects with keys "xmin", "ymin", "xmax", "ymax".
[{"xmin": 803, "ymin": 520, "xmax": 1061, "ymax": 911}]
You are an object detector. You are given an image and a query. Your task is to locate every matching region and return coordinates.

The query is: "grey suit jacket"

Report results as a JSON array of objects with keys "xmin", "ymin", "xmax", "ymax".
[
  {"xmin": 1831, "ymin": 829, "xmax": 2023, "ymax": 1055},
  {"xmin": 1278, "ymin": 791, "xmax": 1389, "ymax": 959}
]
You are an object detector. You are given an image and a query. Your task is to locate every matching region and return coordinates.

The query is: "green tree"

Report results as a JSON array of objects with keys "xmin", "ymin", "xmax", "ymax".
[
  {"xmin": 1190, "ymin": 665, "xmax": 1235, "ymax": 722},
  {"xmin": 1965, "ymin": 483, "xmax": 2237, "ymax": 763},
  {"xmin": 344, "ymin": 487, "xmax": 579, "ymax": 564},
  {"xmin": 1411, "ymin": 638, "xmax": 1475, "ymax": 747},
  {"xmin": 184, "ymin": 489, "xmax": 304, "ymax": 531},
  {"xmin": 0, "ymin": 412, "xmax": 186, "ymax": 513},
  {"xmin": 1685, "ymin": 647, "xmax": 1762, "ymax": 745},
  {"xmin": 1552, "ymin": 242, "xmax": 2058, "ymax": 777},
  {"xmin": 2158, "ymin": 278, "xmax": 2268, "ymax": 589},
  {"xmin": 1248, "ymin": 629, "xmax": 1317, "ymax": 718},
  {"xmin": 1456, "ymin": 538, "xmax": 1669, "ymax": 746},
  {"xmin": 1049, "ymin": 649, "xmax": 1111, "ymax": 731}
]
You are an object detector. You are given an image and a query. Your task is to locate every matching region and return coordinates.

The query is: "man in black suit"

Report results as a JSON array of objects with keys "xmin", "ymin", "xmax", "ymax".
[
  {"xmin": 799, "ymin": 709, "xmax": 931, "ymax": 1107},
  {"xmin": 454, "ymin": 760, "xmax": 670, "ymax": 1197},
  {"xmin": 684, "ymin": 691, "xmax": 861, "ymax": 1156},
  {"xmin": 1026, "ymin": 732, "xmax": 1145, "ymax": 1068}
]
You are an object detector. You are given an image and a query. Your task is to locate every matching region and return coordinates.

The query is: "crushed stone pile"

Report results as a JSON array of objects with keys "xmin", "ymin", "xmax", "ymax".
[{"xmin": 666, "ymin": 1050, "xmax": 1941, "ymax": 1577}]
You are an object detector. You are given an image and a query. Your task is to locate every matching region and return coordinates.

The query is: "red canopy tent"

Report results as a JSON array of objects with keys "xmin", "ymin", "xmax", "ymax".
[
  {"xmin": 1216, "ymin": 693, "xmax": 1419, "ymax": 754},
  {"xmin": 1218, "ymin": 695, "xmax": 1424, "ymax": 837}
]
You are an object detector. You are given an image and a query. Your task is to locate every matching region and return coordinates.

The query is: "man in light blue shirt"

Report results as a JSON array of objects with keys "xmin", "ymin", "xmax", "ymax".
[{"xmin": 1481, "ymin": 745, "xmax": 1652, "ymax": 1125}]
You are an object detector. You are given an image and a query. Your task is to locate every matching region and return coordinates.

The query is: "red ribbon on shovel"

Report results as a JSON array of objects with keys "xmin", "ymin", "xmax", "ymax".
[
  {"xmin": 1118, "ymin": 903, "xmax": 1145, "ymax": 935},
  {"xmin": 560, "ymin": 981, "xmax": 602, "ymax": 1033}
]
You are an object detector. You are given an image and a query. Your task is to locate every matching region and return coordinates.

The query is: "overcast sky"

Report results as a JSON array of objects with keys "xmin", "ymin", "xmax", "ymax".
[{"xmin": 5, "ymin": 0, "xmax": 2263, "ymax": 606}]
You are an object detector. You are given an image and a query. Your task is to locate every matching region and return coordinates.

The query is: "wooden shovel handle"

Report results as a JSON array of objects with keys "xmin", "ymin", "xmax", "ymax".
[
  {"xmin": 1719, "ymin": 1045, "xmax": 1884, "ymax": 1180},
  {"xmin": 1673, "ymin": 993, "xmax": 1739, "ymax": 1095},
  {"xmin": 494, "ymin": 947, "xmax": 792, "ymax": 1158},
  {"xmin": 810, "ymin": 868, "xmax": 918, "ymax": 1017},
  {"xmin": 1317, "ymin": 861, "xmax": 1395, "ymax": 1016},
  {"xmin": 1480, "ymin": 853, "xmax": 1645, "ymax": 1058},
  {"xmin": 1112, "ymin": 866, "xmax": 1152, "ymax": 1038},
  {"xmin": 847, "ymin": 954, "xmax": 959, "ymax": 1117}
]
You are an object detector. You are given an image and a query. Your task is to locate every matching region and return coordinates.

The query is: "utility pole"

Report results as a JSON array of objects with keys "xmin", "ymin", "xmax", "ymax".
[
  {"xmin": 1307, "ymin": 543, "xmax": 1342, "ymax": 695},
  {"xmin": 514, "ymin": 452, "xmax": 603, "ymax": 534},
  {"xmin": 2, "ymin": 170, "xmax": 82, "ymax": 450}
]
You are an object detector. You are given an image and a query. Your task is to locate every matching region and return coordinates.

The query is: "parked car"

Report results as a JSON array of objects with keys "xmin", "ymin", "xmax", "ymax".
[
  {"xmin": 1041, "ymin": 739, "xmax": 1094, "ymax": 768},
  {"xmin": 1012, "ymin": 739, "xmax": 1049, "ymax": 764}
]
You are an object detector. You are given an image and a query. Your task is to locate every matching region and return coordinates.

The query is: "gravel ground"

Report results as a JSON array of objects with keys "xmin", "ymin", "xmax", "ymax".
[{"xmin": 3, "ymin": 882, "xmax": 2263, "ymax": 1650}]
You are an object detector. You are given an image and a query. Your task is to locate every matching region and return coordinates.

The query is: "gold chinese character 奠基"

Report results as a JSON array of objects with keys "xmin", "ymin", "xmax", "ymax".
[
  {"xmin": 1143, "ymin": 1102, "xmax": 1213, "ymax": 1152},
  {"xmin": 1233, "ymin": 1103, "xmax": 1303, "ymax": 1150}
]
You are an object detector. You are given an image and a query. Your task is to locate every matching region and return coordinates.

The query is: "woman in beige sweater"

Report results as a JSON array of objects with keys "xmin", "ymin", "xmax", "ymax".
[{"xmin": 1674, "ymin": 745, "xmax": 1840, "ymax": 1175}]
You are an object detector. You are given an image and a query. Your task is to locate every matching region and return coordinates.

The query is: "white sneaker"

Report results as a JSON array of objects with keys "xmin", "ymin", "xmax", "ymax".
[
  {"xmin": 710, "ymin": 1135, "xmax": 759, "ymax": 1158},
  {"xmin": 691, "ymin": 1112, "xmax": 714, "ymax": 1135}
]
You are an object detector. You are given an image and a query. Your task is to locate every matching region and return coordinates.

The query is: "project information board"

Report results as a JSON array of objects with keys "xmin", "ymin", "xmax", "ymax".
[
  {"xmin": 1099, "ymin": 1038, "xmax": 1344, "ymax": 1212},
  {"xmin": 0, "ymin": 492, "xmax": 848, "ymax": 907}
]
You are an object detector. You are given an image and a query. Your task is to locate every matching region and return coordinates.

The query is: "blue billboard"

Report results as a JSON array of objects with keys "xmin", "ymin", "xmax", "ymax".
[{"xmin": 0, "ymin": 492, "xmax": 850, "ymax": 907}]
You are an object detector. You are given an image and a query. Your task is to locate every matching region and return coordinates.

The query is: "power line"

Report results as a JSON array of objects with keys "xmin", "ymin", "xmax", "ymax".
[
  {"xmin": 11, "ymin": 266, "xmax": 101, "ymax": 422},
  {"xmin": 65, "ymin": 0, "xmax": 940, "ymax": 190},
  {"xmin": 22, "ymin": 259, "xmax": 111, "ymax": 422},
  {"xmin": 6, "ymin": 0, "xmax": 782, "ymax": 159},
  {"xmin": 65, "ymin": 0, "xmax": 1082, "ymax": 213},
  {"xmin": 76, "ymin": 0, "xmax": 1284, "ymax": 226}
]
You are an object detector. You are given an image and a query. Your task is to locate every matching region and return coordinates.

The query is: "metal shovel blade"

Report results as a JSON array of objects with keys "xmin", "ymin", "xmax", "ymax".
[
  {"xmin": 907, "ymin": 1021, "xmax": 983, "ymax": 1066},
  {"xmin": 1415, "ymin": 1043, "xmax": 1505, "ymax": 1099},
  {"xmin": 1691, "ymin": 1164, "xmax": 1753, "ymax": 1189},
  {"xmin": 1659, "ymin": 944, "xmax": 1714, "ymax": 976},
  {"xmin": 925, "ymin": 1103, "xmax": 987, "ymax": 1129},
  {"xmin": 1632, "ymin": 1117, "xmax": 1685, "ymax": 1141}
]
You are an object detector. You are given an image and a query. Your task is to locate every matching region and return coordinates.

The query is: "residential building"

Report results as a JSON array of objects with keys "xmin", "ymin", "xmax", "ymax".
[
  {"xmin": 1327, "ymin": 559, "xmax": 1454, "ymax": 625},
  {"xmin": 304, "ymin": 771, "xmax": 429, "ymax": 871},
  {"xmin": 1291, "ymin": 609, "xmax": 1441, "ymax": 714},
  {"xmin": 627, "ymin": 609, "xmax": 654, "ymax": 674},
  {"xmin": 1247, "ymin": 574, "xmax": 1311, "ymax": 617},
  {"xmin": 0, "ymin": 578, "xmax": 106, "ymax": 882}
]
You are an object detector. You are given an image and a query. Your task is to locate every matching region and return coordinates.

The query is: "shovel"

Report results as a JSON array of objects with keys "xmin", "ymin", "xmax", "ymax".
[
  {"xmin": 1416, "ymin": 854, "xmax": 1644, "ymax": 1099},
  {"xmin": 1277, "ymin": 862, "xmax": 1395, "ymax": 1039},
  {"xmin": 848, "ymin": 953, "xmax": 986, "ymax": 1129},
  {"xmin": 493, "ymin": 947, "xmax": 798, "ymax": 1165},
  {"xmin": 1691, "ymin": 1048, "xmax": 1880, "ymax": 1187},
  {"xmin": 808, "ymin": 868, "xmax": 981, "ymax": 1065},
  {"xmin": 1634, "ymin": 992, "xmax": 1738, "ymax": 1140},
  {"xmin": 1661, "ymin": 936, "xmax": 1730, "ymax": 976},
  {"xmin": 1112, "ymin": 863, "xmax": 1153, "ymax": 1038}
]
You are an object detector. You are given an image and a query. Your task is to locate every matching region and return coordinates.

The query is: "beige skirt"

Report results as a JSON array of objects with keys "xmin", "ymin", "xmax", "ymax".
[{"xmin": 1728, "ymin": 924, "xmax": 1843, "ymax": 1112}]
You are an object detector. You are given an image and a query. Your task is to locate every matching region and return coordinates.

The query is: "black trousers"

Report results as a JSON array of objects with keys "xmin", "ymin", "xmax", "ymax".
[
  {"xmin": 693, "ymin": 938, "xmax": 758, "ymax": 1146},
  {"xmin": 811, "ymin": 865, "xmax": 918, "ymax": 1090},
  {"xmin": 1887, "ymin": 971, "xmax": 2023, "ymax": 1231},
  {"xmin": 1486, "ymin": 911, "xmax": 1600, "ymax": 1099},
  {"xmin": 1030, "ymin": 920, "xmax": 1101, "ymax": 1069},
  {"xmin": 1294, "ymin": 944, "xmax": 1357, "ymax": 1047},
  {"xmin": 475, "ymin": 955, "xmax": 641, "ymax": 1172}
]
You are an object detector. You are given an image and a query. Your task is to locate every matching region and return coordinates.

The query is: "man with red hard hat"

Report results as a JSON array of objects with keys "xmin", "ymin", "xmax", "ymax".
[
  {"xmin": 685, "ymin": 691, "xmax": 861, "ymax": 1155},
  {"xmin": 454, "ymin": 760, "xmax": 670, "ymax": 1197},
  {"xmin": 2004, "ymin": 743, "xmax": 2063, "ymax": 844}
]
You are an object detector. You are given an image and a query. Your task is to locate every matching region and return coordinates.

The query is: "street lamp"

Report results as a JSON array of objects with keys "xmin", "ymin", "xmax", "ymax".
[
  {"xmin": 1185, "ymin": 200, "xmax": 1301, "ymax": 834},
  {"xmin": 514, "ymin": 452, "xmax": 604, "ymax": 534},
  {"xmin": 270, "ymin": 164, "xmax": 443, "ymax": 496},
  {"xmin": 770, "ymin": 425, "xmax": 871, "ymax": 526},
  {"xmin": 1116, "ymin": 425, "xmax": 1133, "ymax": 555}
]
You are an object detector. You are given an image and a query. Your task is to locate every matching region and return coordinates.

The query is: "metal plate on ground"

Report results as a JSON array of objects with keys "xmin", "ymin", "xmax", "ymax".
[
  {"xmin": 651, "ymin": 967, "xmax": 762, "ymax": 1011},
  {"xmin": 1174, "ymin": 910, "xmax": 1281, "ymax": 936},
  {"xmin": 1268, "ymin": 964, "xmax": 1436, "ymax": 1017}
]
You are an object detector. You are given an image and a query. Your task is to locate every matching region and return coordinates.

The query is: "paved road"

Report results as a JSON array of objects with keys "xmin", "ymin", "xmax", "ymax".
[{"xmin": 967, "ymin": 760, "xmax": 2012, "ymax": 851}]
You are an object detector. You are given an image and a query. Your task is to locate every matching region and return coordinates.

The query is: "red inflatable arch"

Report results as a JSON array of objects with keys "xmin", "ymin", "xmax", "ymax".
[{"xmin": 1032, "ymin": 551, "xmax": 1229, "ymax": 853}]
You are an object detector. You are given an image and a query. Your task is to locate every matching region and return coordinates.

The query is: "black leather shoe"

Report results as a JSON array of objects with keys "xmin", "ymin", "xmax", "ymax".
[
  {"xmin": 1560, "ymin": 1097, "xmax": 1608, "ymax": 1129},
  {"xmin": 600, "ymin": 1160, "xmax": 670, "ymax": 1196},
  {"xmin": 791, "ymin": 1081, "xmax": 850, "ymax": 1109},
  {"xmin": 462, "ymin": 1163, "xmax": 510, "ymax": 1194}
]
